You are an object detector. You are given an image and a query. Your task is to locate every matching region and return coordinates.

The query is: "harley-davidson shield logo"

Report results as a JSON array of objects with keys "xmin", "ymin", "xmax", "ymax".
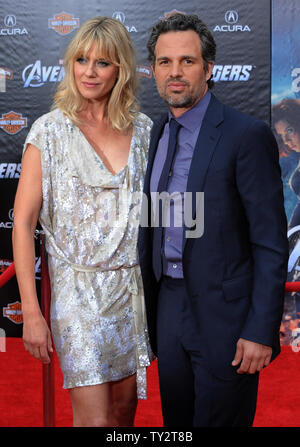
[
  {"xmin": 3, "ymin": 301, "xmax": 23, "ymax": 324},
  {"xmin": 0, "ymin": 111, "xmax": 27, "ymax": 135},
  {"xmin": 0, "ymin": 259, "xmax": 12, "ymax": 273},
  {"xmin": 48, "ymin": 12, "xmax": 80, "ymax": 35},
  {"xmin": 160, "ymin": 10, "xmax": 186, "ymax": 20}
]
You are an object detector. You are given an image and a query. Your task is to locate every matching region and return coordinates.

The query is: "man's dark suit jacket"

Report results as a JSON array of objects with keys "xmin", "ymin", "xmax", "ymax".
[{"xmin": 138, "ymin": 93, "xmax": 289, "ymax": 380}]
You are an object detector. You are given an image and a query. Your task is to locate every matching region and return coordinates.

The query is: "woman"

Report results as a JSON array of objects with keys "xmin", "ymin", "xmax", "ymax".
[
  {"xmin": 273, "ymin": 98, "xmax": 300, "ymax": 155},
  {"xmin": 12, "ymin": 17, "xmax": 153, "ymax": 427}
]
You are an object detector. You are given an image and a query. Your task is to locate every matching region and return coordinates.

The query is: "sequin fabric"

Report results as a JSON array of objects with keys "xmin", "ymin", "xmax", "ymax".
[{"xmin": 23, "ymin": 109, "xmax": 154, "ymax": 398}]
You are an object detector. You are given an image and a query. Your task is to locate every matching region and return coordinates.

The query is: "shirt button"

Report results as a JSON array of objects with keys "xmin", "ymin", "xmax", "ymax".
[
  {"xmin": 167, "ymin": 237, "xmax": 171, "ymax": 242},
  {"xmin": 173, "ymin": 264, "xmax": 177, "ymax": 269}
]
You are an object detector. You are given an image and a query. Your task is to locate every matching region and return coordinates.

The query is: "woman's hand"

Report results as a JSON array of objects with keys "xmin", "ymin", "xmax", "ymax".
[{"xmin": 23, "ymin": 313, "xmax": 53, "ymax": 364}]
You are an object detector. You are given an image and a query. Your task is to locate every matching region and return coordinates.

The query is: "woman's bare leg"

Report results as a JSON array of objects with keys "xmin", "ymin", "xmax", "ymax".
[
  {"xmin": 69, "ymin": 383, "xmax": 111, "ymax": 427},
  {"xmin": 68, "ymin": 374, "xmax": 138, "ymax": 427},
  {"xmin": 109, "ymin": 373, "xmax": 138, "ymax": 426}
]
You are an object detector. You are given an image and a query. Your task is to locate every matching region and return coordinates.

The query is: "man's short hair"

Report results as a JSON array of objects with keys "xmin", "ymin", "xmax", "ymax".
[{"xmin": 147, "ymin": 13, "xmax": 216, "ymax": 89}]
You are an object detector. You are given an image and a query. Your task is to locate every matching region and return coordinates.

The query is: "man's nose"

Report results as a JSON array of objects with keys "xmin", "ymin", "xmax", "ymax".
[{"xmin": 170, "ymin": 62, "xmax": 183, "ymax": 78}]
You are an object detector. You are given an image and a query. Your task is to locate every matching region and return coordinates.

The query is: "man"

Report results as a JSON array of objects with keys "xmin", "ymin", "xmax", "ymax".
[{"xmin": 138, "ymin": 14, "xmax": 289, "ymax": 427}]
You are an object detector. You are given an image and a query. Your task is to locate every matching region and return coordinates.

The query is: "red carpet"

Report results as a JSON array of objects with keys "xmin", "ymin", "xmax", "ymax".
[{"xmin": 0, "ymin": 338, "xmax": 299, "ymax": 427}]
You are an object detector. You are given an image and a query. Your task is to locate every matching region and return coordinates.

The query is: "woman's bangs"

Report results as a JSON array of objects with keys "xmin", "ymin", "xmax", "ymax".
[{"xmin": 74, "ymin": 30, "xmax": 119, "ymax": 66}]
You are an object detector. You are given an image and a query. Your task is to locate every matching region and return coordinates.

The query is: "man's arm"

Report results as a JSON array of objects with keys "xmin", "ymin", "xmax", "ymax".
[{"xmin": 232, "ymin": 120, "xmax": 289, "ymax": 373}]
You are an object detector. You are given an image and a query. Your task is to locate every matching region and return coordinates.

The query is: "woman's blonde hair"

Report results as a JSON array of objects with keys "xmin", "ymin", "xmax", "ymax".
[{"xmin": 52, "ymin": 16, "xmax": 139, "ymax": 131}]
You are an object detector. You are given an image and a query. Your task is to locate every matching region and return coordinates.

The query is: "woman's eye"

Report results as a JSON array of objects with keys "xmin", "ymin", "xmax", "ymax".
[
  {"xmin": 287, "ymin": 127, "xmax": 295, "ymax": 135},
  {"xmin": 97, "ymin": 60, "xmax": 109, "ymax": 67},
  {"xmin": 76, "ymin": 57, "xmax": 86, "ymax": 64},
  {"xmin": 75, "ymin": 57, "xmax": 110, "ymax": 67}
]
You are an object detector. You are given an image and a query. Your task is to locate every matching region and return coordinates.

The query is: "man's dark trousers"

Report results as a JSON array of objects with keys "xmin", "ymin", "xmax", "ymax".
[{"xmin": 157, "ymin": 275, "xmax": 259, "ymax": 427}]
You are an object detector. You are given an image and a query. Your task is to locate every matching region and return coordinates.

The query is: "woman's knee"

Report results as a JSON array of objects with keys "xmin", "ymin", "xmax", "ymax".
[
  {"xmin": 69, "ymin": 383, "xmax": 110, "ymax": 427},
  {"xmin": 113, "ymin": 393, "xmax": 137, "ymax": 416},
  {"xmin": 73, "ymin": 414, "xmax": 110, "ymax": 427},
  {"xmin": 109, "ymin": 376, "xmax": 138, "ymax": 425}
]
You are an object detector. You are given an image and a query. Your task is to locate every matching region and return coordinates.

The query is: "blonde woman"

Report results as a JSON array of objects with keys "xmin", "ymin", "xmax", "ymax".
[{"xmin": 12, "ymin": 17, "xmax": 153, "ymax": 427}]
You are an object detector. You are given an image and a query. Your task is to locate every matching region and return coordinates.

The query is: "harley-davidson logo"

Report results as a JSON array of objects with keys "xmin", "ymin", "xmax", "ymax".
[
  {"xmin": 0, "ymin": 67, "xmax": 13, "ymax": 80},
  {"xmin": 137, "ymin": 65, "xmax": 153, "ymax": 78},
  {"xmin": 160, "ymin": 10, "xmax": 186, "ymax": 20},
  {"xmin": 0, "ymin": 111, "xmax": 27, "ymax": 135},
  {"xmin": 0, "ymin": 259, "xmax": 13, "ymax": 273},
  {"xmin": 3, "ymin": 301, "xmax": 23, "ymax": 324},
  {"xmin": 48, "ymin": 12, "xmax": 80, "ymax": 35}
]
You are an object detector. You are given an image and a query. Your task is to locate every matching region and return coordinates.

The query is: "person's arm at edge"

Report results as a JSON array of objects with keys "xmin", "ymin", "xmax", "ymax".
[{"xmin": 12, "ymin": 143, "xmax": 53, "ymax": 363}]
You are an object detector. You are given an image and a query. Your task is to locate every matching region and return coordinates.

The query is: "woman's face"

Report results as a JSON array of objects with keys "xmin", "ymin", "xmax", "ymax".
[
  {"xmin": 73, "ymin": 43, "xmax": 119, "ymax": 103},
  {"xmin": 275, "ymin": 119, "xmax": 300, "ymax": 152}
]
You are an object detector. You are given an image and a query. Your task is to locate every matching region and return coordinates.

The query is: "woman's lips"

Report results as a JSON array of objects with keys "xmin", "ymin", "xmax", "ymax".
[{"xmin": 83, "ymin": 82, "xmax": 99, "ymax": 88}]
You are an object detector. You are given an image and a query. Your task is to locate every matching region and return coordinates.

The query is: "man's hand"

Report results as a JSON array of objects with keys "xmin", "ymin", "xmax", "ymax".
[{"xmin": 232, "ymin": 338, "xmax": 272, "ymax": 374}]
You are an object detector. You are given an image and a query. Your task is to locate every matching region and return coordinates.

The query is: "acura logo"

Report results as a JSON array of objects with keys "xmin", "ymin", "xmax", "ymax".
[
  {"xmin": 4, "ymin": 15, "xmax": 16, "ymax": 27},
  {"xmin": 112, "ymin": 11, "xmax": 125, "ymax": 24},
  {"xmin": 225, "ymin": 10, "xmax": 238, "ymax": 24}
]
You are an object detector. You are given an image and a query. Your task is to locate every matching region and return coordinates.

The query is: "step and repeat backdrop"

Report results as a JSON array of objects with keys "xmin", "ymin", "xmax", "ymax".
[
  {"xmin": 272, "ymin": 0, "xmax": 300, "ymax": 349},
  {"xmin": 0, "ymin": 0, "xmax": 297, "ymax": 349}
]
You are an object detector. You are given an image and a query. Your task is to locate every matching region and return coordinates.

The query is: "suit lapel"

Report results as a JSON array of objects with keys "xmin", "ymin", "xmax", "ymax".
[
  {"xmin": 139, "ymin": 114, "xmax": 168, "ymax": 242},
  {"xmin": 143, "ymin": 115, "xmax": 168, "ymax": 197}
]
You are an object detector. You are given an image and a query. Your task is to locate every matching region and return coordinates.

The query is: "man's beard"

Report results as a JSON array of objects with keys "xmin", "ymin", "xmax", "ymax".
[
  {"xmin": 158, "ymin": 78, "xmax": 197, "ymax": 109},
  {"xmin": 162, "ymin": 92, "xmax": 196, "ymax": 108}
]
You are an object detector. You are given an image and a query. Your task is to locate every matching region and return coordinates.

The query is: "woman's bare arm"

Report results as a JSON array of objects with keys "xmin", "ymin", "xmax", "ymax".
[{"xmin": 12, "ymin": 144, "xmax": 52, "ymax": 363}]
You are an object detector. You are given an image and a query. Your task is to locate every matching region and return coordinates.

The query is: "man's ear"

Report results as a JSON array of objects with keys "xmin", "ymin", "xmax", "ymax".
[
  {"xmin": 205, "ymin": 61, "xmax": 214, "ymax": 82},
  {"xmin": 151, "ymin": 63, "xmax": 155, "ymax": 78}
]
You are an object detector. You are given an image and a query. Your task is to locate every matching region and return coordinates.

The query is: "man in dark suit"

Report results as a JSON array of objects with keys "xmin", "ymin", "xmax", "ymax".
[{"xmin": 138, "ymin": 13, "xmax": 289, "ymax": 427}]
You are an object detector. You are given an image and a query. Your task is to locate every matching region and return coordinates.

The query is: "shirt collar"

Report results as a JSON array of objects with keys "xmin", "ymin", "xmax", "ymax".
[{"xmin": 168, "ymin": 91, "xmax": 211, "ymax": 132}]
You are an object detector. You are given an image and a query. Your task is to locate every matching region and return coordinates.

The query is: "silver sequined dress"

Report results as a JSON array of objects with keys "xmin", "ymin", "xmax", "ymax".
[{"xmin": 23, "ymin": 108, "xmax": 154, "ymax": 398}]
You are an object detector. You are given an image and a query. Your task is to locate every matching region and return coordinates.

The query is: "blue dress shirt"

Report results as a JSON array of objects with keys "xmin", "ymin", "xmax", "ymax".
[{"xmin": 150, "ymin": 91, "xmax": 211, "ymax": 278}]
